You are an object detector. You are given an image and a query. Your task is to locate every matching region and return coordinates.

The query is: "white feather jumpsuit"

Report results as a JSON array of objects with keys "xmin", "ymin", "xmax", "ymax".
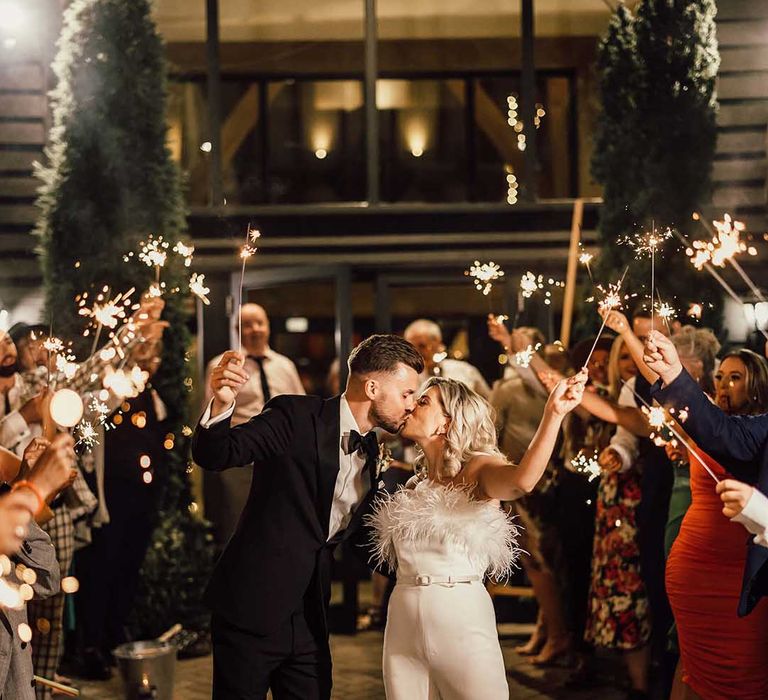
[{"xmin": 368, "ymin": 480, "xmax": 522, "ymax": 699}]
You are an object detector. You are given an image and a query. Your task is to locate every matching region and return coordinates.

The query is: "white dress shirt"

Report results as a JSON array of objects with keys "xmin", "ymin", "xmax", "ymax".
[
  {"xmin": 204, "ymin": 347, "xmax": 305, "ymax": 426},
  {"xmin": 200, "ymin": 394, "xmax": 371, "ymax": 542},
  {"xmin": 732, "ymin": 487, "xmax": 768, "ymax": 548}
]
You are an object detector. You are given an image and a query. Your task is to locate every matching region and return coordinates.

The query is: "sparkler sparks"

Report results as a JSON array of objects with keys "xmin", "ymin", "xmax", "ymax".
[
  {"xmin": 571, "ymin": 451, "xmax": 601, "ymax": 482},
  {"xmin": 78, "ymin": 287, "xmax": 135, "ymax": 336},
  {"xmin": 75, "ymin": 421, "xmax": 99, "ymax": 449},
  {"xmin": 687, "ymin": 302, "xmax": 703, "ymax": 320},
  {"xmin": 518, "ymin": 271, "xmax": 565, "ymax": 304},
  {"xmin": 620, "ymin": 226, "xmax": 673, "ymax": 259},
  {"xmin": 465, "ymin": 261, "xmax": 505, "ymax": 296},
  {"xmin": 514, "ymin": 343, "xmax": 542, "ymax": 368},
  {"xmin": 189, "ymin": 273, "xmax": 210, "ymax": 305},
  {"xmin": 42, "ymin": 337, "xmax": 63, "ymax": 354},
  {"xmin": 173, "ymin": 241, "xmax": 195, "ymax": 267},
  {"xmin": 102, "ymin": 365, "xmax": 148, "ymax": 399},
  {"xmin": 137, "ymin": 235, "xmax": 169, "ymax": 270}
]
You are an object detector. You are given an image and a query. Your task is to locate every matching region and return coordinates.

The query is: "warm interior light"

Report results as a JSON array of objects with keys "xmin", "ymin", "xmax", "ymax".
[{"xmin": 0, "ymin": 3, "xmax": 26, "ymax": 33}]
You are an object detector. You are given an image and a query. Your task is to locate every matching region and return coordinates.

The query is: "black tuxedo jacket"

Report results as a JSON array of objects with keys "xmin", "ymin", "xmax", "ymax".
[
  {"xmin": 652, "ymin": 369, "xmax": 768, "ymax": 616},
  {"xmin": 192, "ymin": 394, "xmax": 382, "ymax": 635}
]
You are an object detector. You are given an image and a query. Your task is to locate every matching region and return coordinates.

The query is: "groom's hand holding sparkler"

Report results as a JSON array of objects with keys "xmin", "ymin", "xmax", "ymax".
[
  {"xmin": 643, "ymin": 330, "xmax": 683, "ymax": 386},
  {"xmin": 210, "ymin": 351, "xmax": 250, "ymax": 418}
]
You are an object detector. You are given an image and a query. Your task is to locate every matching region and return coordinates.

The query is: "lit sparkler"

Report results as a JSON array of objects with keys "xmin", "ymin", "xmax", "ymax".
[
  {"xmin": 514, "ymin": 343, "xmax": 542, "ymax": 368},
  {"xmin": 189, "ymin": 273, "xmax": 210, "ymax": 305},
  {"xmin": 687, "ymin": 302, "xmax": 703, "ymax": 320},
  {"xmin": 571, "ymin": 450, "xmax": 601, "ymax": 482},
  {"xmin": 237, "ymin": 224, "xmax": 260, "ymax": 349},
  {"xmin": 579, "ymin": 244, "xmax": 595, "ymax": 285},
  {"xmin": 691, "ymin": 212, "xmax": 765, "ymax": 308},
  {"xmin": 74, "ymin": 421, "xmax": 99, "ymax": 450},
  {"xmin": 625, "ymin": 379, "xmax": 719, "ymax": 484},
  {"xmin": 675, "ymin": 221, "xmax": 768, "ymax": 340},
  {"xmin": 102, "ymin": 365, "xmax": 148, "ymax": 399},
  {"xmin": 583, "ymin": 267, "xmax": 630, "ymax": 369},
  {"xmin": 520, "ymin": 271, "xmax": 539, "ymax": 299},
  {"xmin": 621, "ymin": 225, "xmax": 673, "ymax": 330},
  {"xmin": 173, "ymin": 241, "xmax": 195, "ymax": 267},
  {"xmin": 466, "ymin": 261, "xmax": 505, "ymax": 296}
]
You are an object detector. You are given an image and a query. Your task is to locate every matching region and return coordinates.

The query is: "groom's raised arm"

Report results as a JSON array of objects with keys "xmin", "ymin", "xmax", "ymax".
[{"xmin": 192, "ymin": 395, "xmax": 294, "ymax": 471}]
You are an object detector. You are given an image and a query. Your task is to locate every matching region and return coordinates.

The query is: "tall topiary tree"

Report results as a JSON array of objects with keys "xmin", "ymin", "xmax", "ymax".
[
  {"xmin": 589, "ymin": 1, "xmax": 722, "ymax": 334},
  {"xmin": 34, "ymin": 0, "xmax": 213, "ymax": 640}
]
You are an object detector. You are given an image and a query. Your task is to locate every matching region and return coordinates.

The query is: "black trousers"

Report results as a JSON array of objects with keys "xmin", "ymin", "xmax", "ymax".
[
  {"xmin": 211, "ymin": 609, "xmax": 332, "ymax": 700},
  {"xmin": 75, "ymin": 478, "xmax": 158, "ymax": 653}
]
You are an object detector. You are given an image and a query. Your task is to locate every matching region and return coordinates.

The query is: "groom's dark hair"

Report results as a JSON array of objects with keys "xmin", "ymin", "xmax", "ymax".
[{"xmin": 348, "ymin": 334, "xmax": 424, "ymax": 376}]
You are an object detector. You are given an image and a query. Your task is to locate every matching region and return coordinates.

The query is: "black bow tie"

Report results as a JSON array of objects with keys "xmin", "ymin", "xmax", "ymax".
[{"xmin": 348, "ymin": 430, "xmax": 378, "ymax": 461}]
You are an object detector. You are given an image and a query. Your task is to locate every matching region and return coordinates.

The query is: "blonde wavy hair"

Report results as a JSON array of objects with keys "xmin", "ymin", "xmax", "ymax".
[{"xmin": 414, "ymin": 376, "xmax": 505, "ymax": 480}]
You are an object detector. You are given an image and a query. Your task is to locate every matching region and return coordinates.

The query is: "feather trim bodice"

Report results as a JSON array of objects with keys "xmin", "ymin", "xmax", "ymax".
[{"xmin": 367, "ymin": 480, "xmax": 522, "ymax": 580}]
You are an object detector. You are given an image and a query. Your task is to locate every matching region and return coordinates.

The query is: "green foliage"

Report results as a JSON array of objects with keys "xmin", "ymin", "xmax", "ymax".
[
  {"xmin": 587, "ymin": 1, "xmax": 722, "ymax": 336},
  {"xmin": 35, "ymin": 0, "xmax": 213, "ymax": 638}
]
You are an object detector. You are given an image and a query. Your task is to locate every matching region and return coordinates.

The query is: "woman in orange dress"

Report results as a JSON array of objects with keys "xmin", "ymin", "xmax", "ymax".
[{"xmin": 665, "ymin": 350, "xmax": 768, "ymax": 700}]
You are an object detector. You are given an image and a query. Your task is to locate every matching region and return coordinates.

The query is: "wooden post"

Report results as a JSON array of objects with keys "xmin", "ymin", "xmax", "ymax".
[{"xmin": 560, "ymin": 198, "xmax": 584, "ymax": 347}]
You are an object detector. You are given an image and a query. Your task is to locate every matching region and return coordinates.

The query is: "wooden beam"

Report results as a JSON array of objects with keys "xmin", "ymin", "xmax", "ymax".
[{"xmin": 560, "ymin": 198, "xmax": 583, "ymax": 347}]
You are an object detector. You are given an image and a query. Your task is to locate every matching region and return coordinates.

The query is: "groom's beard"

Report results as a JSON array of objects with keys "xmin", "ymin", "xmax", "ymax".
[
  {"xmin": 370, "ymin": 402, "xmax": 406, "ymax": 435},
  {"xmin": 0, "ymin": 361, "xmax": 18, "ymax": 378}
]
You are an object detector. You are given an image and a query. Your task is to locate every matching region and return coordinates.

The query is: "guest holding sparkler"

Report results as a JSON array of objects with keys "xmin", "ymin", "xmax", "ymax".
[
  {"xmin": 586, "ymin": 335, "xmax": 651, "ymax": 698},
  {"xmin": 644, "ymin": 333, "xmax": 768, "ymax": 699},
  {"xmin": 488, "ymin": 322, "xmax": 569, "ymax": 665}
]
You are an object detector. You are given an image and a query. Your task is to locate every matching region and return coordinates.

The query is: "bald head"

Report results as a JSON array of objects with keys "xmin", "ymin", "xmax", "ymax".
[
  {"xmin": 404, "ymin": 318, "xmax": 443, "ymax": 373},
  {"xmin": 239, "ymin": 303, "xmax": 270, "ymax": 355}
]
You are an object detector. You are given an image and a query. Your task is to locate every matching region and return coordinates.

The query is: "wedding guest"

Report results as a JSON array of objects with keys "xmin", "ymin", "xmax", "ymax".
[
  {"xmin": 488, "ymin": 321, "xmax": 569, "ymax": 665},
  {"xmin": 404, "ymin": 318, "xmax": 490, "ymax": 398},
  {"xmin": 586, "ymin": 335, "xmax": 650, "ymax": 698},
  {"xmin": 203, "ymin": 303, "xmax": 305, "ymax": 546},
  {"xmin": 646, "ymin": 336, "xmax": 768, "ymax": 699}
]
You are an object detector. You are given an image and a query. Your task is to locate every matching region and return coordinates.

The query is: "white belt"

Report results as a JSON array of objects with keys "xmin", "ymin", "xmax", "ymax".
[{"xmin": 397, "ymin": 574, "xmax": 481, "ymax": 587}]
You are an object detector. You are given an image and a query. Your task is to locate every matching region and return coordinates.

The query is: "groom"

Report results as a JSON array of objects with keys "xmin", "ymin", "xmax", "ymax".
[{"xmin": 192, "ymin": 334, "xmax": 423, "ymax": 699}]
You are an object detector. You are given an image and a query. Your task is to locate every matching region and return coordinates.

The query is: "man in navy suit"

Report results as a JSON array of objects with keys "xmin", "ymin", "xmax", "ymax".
[{"xmin": 644, "ymin": 330, "xmax": 768, "ymax": 616}]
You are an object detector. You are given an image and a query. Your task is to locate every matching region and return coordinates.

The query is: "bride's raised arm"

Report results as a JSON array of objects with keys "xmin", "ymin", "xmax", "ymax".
[{"xmin": 468, "ymin": 370, "xmax": 587, "ymax": 501}]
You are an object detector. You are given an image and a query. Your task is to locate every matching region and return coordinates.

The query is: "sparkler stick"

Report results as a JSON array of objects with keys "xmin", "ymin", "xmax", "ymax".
[
  {"xmin": 579, "ymin": 247, "xmax": 595, "ymax": 286},
  {"xmin": 583, "ymin": 266, "xmax": 629, "ymax": 369},
  {"xmin": 621, "ymin": 378, "xmax": 720, "ymax": 484},
  {"xmin": 238, "ymin": 224, "xmax": 260, "ymax": 349}
]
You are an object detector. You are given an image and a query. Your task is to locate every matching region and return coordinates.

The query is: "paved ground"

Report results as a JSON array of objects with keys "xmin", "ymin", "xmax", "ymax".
[
  {"xmin": 73, "ymin": 626, "xmax": 628, "ymax": 699},
  {"xmin": 70, "ymin": 582, "xmax": 629, "ymax": 699}
]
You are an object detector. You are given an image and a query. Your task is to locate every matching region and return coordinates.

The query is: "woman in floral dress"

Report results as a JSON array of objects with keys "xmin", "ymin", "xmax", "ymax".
[{"xmin": 586, "ymin": 335, "xmax": 651, "ymax": 697}]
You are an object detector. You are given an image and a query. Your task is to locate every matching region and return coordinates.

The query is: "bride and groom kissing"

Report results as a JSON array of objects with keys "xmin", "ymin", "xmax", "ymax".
[{"xmin": 192, "ymin": 333, "xmax": 587, "ymax": 699}]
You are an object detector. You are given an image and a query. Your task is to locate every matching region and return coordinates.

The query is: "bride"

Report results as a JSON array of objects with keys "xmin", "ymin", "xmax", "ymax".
[{"xmin": 369, "ymin": 370, "xmax": 587, "ymax": 699}]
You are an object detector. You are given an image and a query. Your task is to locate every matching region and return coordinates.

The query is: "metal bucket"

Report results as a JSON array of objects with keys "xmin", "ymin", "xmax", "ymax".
[{"xmin": 113, "ymin": 640, "xmax": 177, "ymax": 700}]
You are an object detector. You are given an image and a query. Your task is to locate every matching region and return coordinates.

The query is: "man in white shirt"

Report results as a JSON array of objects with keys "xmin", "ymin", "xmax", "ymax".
[
  {"xmin": 404, "ymin": 318, "xmax": 490, "ymax": 398},
  {"xmin": 203, "ymin": 303, "xmax": 305, "ymax": 545}
]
